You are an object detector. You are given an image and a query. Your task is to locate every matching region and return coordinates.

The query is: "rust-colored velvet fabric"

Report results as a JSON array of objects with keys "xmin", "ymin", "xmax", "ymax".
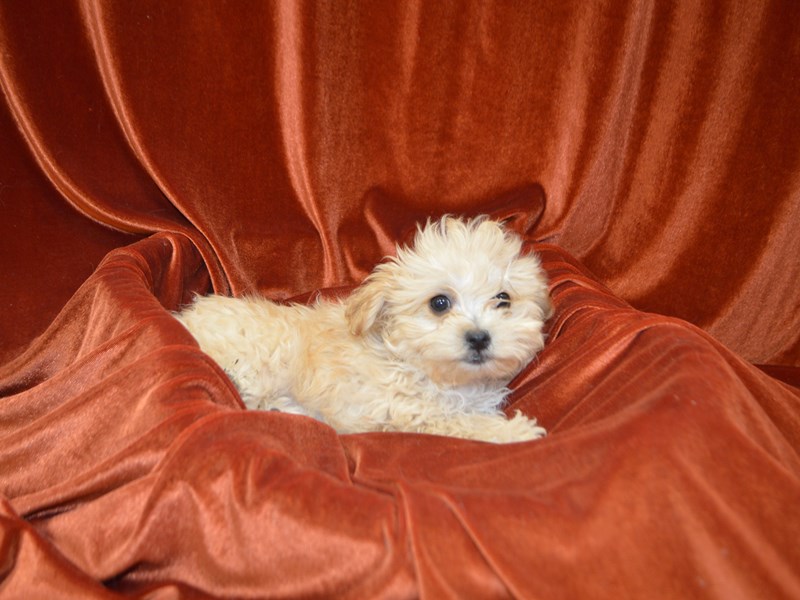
[{"xmin": 1, "ymin": 1, "xmax": 799, "ymax": 598}]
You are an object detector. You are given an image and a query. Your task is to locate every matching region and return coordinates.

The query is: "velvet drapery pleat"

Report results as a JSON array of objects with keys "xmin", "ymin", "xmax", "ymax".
[{"xmin": 1, "ymin": 1, "xmax": 799, "ymax": 597}]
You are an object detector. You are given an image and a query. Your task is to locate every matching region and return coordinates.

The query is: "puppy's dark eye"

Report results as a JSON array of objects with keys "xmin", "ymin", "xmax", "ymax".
[
  {"xmin": 429, "ymin": 294, "xmax": 452, "ymax": 314},
  {"xmin": 494, "ymin": 292, "xmax": 511, "ymax": 309}
]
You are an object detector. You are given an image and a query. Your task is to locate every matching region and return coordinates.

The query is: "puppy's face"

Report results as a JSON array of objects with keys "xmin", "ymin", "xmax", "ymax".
[{"xmin": 346, "ymin": 217, "xmax": 552, "ymax": 389}]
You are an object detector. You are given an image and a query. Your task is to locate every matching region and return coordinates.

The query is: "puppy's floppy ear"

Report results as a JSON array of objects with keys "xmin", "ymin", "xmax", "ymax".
[
  {"xmin": 345, "ymin": 270, "xmax": 390, "ymax": 337},
  {"xmin": 538, "ymin": 293, "xmax": 555, "ymax": 322},
  {"xmin": 508, "ymin": 253, "xmax": 554, "ymax": 321}
]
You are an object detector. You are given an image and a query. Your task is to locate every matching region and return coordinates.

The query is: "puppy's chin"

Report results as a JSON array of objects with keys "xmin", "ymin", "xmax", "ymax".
[{"xmin": 424, "ymin": 355, "xmax": 524, "ymax": 389}]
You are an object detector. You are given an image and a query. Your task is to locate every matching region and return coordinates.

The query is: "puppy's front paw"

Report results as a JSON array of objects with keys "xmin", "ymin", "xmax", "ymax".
[
  {"xmin": 500, "ymin": 410, "xmax": 547, "ymax": 442},
  {"xmin": 433, "ymin": 411, "xmax": 546, "ymax": 444}
]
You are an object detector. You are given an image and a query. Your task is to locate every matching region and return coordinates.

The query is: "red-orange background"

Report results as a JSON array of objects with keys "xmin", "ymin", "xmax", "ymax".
[
  {"xmin": 2, "ymin": 1, "xmax": 798, "ymax": 366},
  {"xmin": 1, "ymin": 2, "xmax": 799, "ymax": 598}
]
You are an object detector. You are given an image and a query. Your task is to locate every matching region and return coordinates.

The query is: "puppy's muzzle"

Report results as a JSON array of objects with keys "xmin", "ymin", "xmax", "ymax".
[{"xmin": 465, "ymin": 329, "xmax": 491, "ymax": 364}]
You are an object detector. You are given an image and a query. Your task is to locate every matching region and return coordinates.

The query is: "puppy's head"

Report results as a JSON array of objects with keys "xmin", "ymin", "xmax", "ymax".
[{"xmin": 346, "ymin": 216, "xmax": 552, "ymax": 389}]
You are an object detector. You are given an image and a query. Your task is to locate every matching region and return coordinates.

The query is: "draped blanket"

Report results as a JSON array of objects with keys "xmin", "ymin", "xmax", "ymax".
[{"xmin": 1, "ymin": 2, "xmax": 799, "ymax": 598}]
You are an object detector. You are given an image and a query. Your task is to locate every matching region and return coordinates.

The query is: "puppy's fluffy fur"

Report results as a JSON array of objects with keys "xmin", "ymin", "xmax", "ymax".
[{"xmin": 176, "ymin": 216, "xmax": 552, "ymax": 443}]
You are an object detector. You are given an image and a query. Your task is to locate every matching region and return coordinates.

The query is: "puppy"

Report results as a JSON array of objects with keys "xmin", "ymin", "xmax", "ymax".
[{"xmin": 176, "ymin": 216, "xmax": 552, "ymax": 443}]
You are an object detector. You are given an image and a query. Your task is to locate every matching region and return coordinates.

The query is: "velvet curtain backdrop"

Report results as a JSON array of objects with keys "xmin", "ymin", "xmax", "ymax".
[
  {"xmin": 1, "ymin": 1, "xmax": 798, "ymax": 366},
  {"xmin": 1, "ymin": 1, "xmax": 799, "ymax": 598}
]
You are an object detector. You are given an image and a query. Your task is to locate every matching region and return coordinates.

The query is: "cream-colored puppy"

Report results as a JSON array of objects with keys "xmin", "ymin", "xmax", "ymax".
[{"xmin": 176, "ymin": 216, "xmax": 552, "ymax": 443}]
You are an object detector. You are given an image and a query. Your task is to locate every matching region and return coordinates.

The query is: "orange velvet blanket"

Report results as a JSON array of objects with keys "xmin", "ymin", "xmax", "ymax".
[{"xmin": 2, "ymin": 2, "xmax": 799, "ymax": 598}]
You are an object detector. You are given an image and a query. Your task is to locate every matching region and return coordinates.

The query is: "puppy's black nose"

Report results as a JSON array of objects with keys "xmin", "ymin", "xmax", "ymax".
[{"xmin": 465, "ymin": 329, "xmax": 491, "ymax": 352}]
